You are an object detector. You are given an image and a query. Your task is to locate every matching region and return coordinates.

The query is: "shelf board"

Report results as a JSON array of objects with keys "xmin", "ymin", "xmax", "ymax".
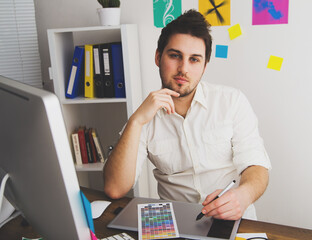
[
  {"xmin": 75, "ymin": 162, "xmax": 105, "ymax": 172},
  {"xmin": 62, "ymin": 97, "xmax": 127, "ymax": 104},
  {"xmin": 48, "ymin": 25, "xmax": 121, "ymax": 34}
]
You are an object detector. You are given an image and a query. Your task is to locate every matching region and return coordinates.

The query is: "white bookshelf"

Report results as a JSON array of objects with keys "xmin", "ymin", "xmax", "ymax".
[
  {"xmin": 75, "ymin": 162, "xmax": 105, "ymax": 172},
  {"xmin": 47, "ymin": 25, "xmax": 142, "ymax": 195}
]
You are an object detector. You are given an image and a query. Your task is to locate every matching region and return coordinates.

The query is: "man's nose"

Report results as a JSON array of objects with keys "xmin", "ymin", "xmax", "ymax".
[{"xmin": 177, "ymin": 58, "xmax": 188, "ymax": 75}]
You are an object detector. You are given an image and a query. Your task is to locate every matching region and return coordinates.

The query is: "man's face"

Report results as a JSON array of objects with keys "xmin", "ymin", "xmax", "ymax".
[{"xmin": 155, "ymin": 33, "xmax": 207, "ymax": 98}]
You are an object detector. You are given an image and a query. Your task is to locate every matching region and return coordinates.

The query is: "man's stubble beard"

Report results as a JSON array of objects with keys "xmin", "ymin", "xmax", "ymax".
[{"xmin": 159, "ymin": 68, "xmax": 200, "ymax": 98}]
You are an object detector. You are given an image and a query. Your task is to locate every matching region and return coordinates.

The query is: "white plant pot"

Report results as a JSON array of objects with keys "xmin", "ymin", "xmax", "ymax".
[{"xmin": 97, "ymin": 8, "xmax": 120, "ymax": 26}]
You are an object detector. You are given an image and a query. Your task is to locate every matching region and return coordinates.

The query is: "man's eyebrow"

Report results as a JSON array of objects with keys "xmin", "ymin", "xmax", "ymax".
[
  {"xmin": 166, "ymin": 48, "xmax": 204, "ymax": 58},
  {"xmin": 166, "ymin": 48, "xmax": 181, "ymax": 54}
]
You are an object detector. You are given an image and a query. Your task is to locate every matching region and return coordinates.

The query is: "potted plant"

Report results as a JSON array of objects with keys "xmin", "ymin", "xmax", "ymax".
[{"xmin": 97, "ymin": 0, "xmax": 121, "ymax": 26}]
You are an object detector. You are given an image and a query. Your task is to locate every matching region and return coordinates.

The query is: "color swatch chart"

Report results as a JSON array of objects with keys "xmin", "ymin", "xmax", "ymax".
[{"xmin": 138, "ymin": 202, "xmax": 179, "ymax": 240}]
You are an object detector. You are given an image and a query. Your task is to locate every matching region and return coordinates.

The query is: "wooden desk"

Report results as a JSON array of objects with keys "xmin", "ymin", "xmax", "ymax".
[{"xmin": 0, "ymin": 187, "xmax": 311, "ymax": 240}]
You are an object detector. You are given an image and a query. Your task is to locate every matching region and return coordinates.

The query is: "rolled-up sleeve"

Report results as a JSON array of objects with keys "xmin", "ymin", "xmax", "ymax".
[
  {"xmin": 134, "ymin": 129, "xmax": 149, "ymax": 185},
  {"xmin": 231, "ymin": 91, "xmax": 272, "ymax": 175}
]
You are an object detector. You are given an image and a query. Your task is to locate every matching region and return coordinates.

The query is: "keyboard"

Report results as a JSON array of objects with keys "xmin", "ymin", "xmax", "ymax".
[{"xmin": 100, "ymin": 232, "xmax": 135, "ymax": 240}]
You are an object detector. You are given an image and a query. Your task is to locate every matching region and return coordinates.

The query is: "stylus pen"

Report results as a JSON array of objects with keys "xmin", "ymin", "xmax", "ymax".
[{"xmin": 196, "ymin": 180, "xmax": 236, "ymax": 221}]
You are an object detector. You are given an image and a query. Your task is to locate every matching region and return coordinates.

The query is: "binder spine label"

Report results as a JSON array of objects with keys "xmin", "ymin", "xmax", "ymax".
[
  {"xmin": 103, "ymin": 50, "xmax": 110, "ymax": 75},
  {"xmin": 67, "ymin": 66, "xmax": 77, "ymax": 95},
  {"xmin": 94, "ymin": 48, "xmax": 101, "ymax": 74},
  {"xmin": 85, "ymin": 50, "xmax": 91, "ymax": 77}
]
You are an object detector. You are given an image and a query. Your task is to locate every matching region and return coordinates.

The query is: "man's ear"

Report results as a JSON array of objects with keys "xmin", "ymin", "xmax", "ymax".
[{"xmin": 155, "ymin": 49, "xmax": 161, "ymax": 67}]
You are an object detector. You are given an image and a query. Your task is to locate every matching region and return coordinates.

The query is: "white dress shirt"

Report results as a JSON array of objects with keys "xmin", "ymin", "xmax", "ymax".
[{"xmin": 131, "ymin": 81, "xmax": 271, "ymax": 219}]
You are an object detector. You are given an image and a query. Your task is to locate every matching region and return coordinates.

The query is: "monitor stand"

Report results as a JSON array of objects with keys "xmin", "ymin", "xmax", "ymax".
[{"xmin": 0, "ymin": 169, "xmax": 19, "ymax": 228}]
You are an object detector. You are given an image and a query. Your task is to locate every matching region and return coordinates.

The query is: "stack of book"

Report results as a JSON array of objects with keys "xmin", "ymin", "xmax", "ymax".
[
  {"xmin": 71, "ymin": 127, "xmax": 105, "ymax": 165},
  {"xmin": 65, "ymin": 42, "xmax": 126, "ymax": 99}
]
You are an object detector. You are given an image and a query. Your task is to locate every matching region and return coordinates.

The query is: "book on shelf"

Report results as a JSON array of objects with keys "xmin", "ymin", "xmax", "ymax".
[
  {"xmin": 84, "ymin": 128, "xmax": 94, "ymax": 163},
  {"xmin": 71, "ymin": 127, "xmax": 105, "ymax": 165},
  {"xmin": 71, "ymin": 132, "xmax": 82, "ymax": 165},
  {"xmin": 77, "ymin": 127, "xmax": 89, "ymax": 164},
  {"xmin": 88, "ymin": 128, "xmax": 98, "ymax": 163},
  {"xmin": 91, "ymin": 128, "xmax": 105, "ymax": 163},
  {"xmin": 66, "ymin": 42, "xmax": 126, "ymax": 99}
]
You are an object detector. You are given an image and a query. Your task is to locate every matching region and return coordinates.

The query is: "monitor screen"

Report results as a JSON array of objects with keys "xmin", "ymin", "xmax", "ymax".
[{"xmin": 0, "ymin": 75, "xmax": 91, "ymax": 239}]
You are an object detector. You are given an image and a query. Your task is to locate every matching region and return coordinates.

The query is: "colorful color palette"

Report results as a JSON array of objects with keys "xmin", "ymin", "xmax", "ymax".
[{"xmin": 138, "ymin": 202, "xmax": 179, "ymax": 240}]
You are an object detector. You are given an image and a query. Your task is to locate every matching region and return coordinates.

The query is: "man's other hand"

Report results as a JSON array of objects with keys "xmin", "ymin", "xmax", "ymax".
[{"xmin": 201, "ymin": 188, "xmax": 250, "ymax": 220}]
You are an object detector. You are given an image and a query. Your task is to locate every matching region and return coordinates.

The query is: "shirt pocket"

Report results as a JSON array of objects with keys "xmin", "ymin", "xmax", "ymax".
[
  {"xmin": 202, "ymin": 123, "xmax": 234, "ymax": 168},
  {"xmin": 147, "ymin": 138, "xmax": 182, "ymax": 175}
]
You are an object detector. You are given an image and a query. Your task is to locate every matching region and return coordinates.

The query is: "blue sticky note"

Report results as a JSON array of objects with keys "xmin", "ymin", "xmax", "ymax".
[
  {"xmin": 80, "ymin": 191, "xmax": 95, "ymax": 233},
  {"xmin": 215, "ymin": 45, "xmax": 228, "ymax": 58}
]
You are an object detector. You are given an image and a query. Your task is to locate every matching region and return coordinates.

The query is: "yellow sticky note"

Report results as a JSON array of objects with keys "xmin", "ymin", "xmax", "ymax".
[
  {"xmin": 235, "ymin": 237, "xmax": 246, "ymax": 240},
  {"xmin": 228, "ymin": 24, "xmax": 242, "ymax": 40},
  {"xmin": 267, "ymin": 55, "xmax": 283, "ymax": 71}
]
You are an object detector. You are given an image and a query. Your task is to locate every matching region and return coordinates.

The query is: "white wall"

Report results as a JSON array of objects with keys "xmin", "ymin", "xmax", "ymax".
[
  {"xmin": 202, "ymin": 0, "xmax": 312, "ymax": 230},
  {"xmin": 34, "ymin": 0, "xmax": 312, "ymax": 230},
  {"xmin": 201, "ymin": 0, "xmax": 312, "ymax": 230}
]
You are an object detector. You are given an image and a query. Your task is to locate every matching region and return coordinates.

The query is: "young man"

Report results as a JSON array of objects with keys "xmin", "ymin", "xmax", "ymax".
[{"xmin": 103, "ymin": 10, "xmax": 271, "ymax": 221}]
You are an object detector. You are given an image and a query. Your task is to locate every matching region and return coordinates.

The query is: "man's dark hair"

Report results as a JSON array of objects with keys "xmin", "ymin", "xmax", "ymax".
[{"xmin": 157, "ymin": 9, "xmax": 212, "ymax": 63}]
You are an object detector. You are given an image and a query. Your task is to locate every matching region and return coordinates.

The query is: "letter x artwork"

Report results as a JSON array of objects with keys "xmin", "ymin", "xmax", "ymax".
[{"xmin": 199, "ymin": 0, "xmax": 231, "ymax": 26}]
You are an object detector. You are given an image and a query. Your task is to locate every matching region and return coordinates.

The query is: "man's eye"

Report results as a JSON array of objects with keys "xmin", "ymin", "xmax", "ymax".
[
  {"xmin": 190, "ymin": 57, "xmax": 199, "ymax": 62},
  {"xmin": 170, "ymin": 54, "xmax": 180, "ymax": 59}
]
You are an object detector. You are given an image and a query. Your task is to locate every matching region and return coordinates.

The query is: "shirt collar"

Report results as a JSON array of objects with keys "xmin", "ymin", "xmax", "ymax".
[
  {"xmin": 192, "ymin": 82, "xmax": 208, "ymax": 109},
  {"xmin": 156, "ymin": 107, "xmax": 166, "ymax": 118}
]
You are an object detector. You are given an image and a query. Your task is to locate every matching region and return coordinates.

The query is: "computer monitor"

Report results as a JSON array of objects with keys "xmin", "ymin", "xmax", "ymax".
[{"xmin": 0, "ymin": 75, "xmax": 91, "ymax": 239}]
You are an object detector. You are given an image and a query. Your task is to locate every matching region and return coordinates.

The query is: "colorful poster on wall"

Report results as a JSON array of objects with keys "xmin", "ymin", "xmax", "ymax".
[
  {"xmin": 153, "ymin": 0, "xmax": 182, "ymax": 28},
  {"xmin": 252, "ymin": 0, "xmax": 289, "ymax": 25},
  {"xmin": 199, "ymin": 0, "xmax": 231, "ymax": 26}
]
